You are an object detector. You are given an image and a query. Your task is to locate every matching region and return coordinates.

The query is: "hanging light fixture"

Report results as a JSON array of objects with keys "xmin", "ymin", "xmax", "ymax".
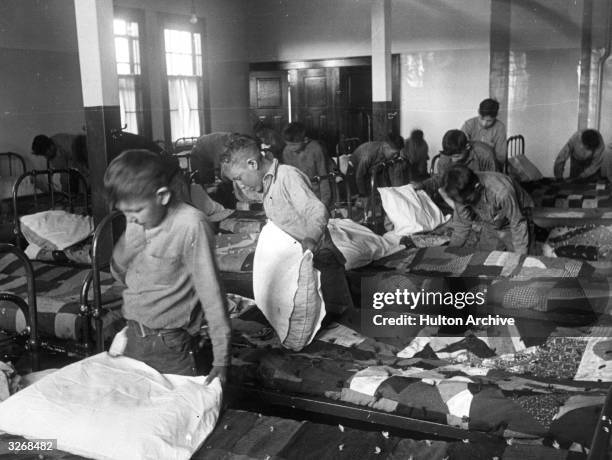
[{"xmin": 189, "ymin": 0, "xmax": 198, "ymax": 24}]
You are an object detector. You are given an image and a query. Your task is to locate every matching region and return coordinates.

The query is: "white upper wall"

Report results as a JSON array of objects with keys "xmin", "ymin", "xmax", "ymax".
[
  {"xmin": 510, "ymin": 0, "xmax": 582, "ymax": 51},
  {"xmin": 247, "ymin": 0, "xmax": 491, "ymax": 62}
]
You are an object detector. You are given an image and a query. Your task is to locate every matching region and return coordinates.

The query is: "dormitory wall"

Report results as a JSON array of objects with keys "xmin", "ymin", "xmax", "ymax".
[
  {"xmin": 506, "ymin": 0, "xmax": 584, "ymax": 177},
  {"xmin": 248, "ymin": 0, "xmax": 610, "ymax": 177},
  {"xmin": 246, "ymin": 0, "xmax": 491, "ymax": 157},
  {"xmin": 0, "ymin": 0, "xmax": 84, "ymax": 170}
]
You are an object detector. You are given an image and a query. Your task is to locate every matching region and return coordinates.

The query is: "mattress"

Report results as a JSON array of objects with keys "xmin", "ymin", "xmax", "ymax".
[{"xmin": 0, "ymin": 252, "xmax": 123, "ymax": 341}]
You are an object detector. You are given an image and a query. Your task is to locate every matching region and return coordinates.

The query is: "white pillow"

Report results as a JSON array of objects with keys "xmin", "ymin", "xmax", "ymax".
[
  {"xmin": 378, "ymin": 184, "xmax": 449, "ymax": 236},
  {"xmin": 20, "ymin": 210, "xmax": 93, "ymax": 250},
  {"xmin": 328, "ymin": 218, "xmax": 403, "ymax": 270},
  {"xmin": 253, "ymin": 221, "xmax": 326, "ymax": 351},
  {"xmin": 0, "ymin": 353, "xmax": 222, "ymax": 460}
]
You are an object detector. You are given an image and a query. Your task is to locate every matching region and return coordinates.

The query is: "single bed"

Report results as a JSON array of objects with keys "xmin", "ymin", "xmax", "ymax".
[
  {"xmin": 223, "ymin": 278, "xmax": 612, "ymax": 456},
  {"xmin": 0, "ymin": 211, "xmax": 126, "ymax": 359},
  {"xmin": 1, "ymin": 405, "xmax": 600, "ymax": 459},
  {"xmin": 11, "ymin": 168, "xmax": 90, "ymax": 261}
]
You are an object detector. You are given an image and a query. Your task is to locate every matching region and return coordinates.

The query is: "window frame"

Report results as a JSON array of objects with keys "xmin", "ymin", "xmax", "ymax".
[
  {"xmin": 159, "ymin": 14, "xmax": 210, "ymax": 146},
  {"xmin": 113, "ymin": 7, "xmax": 152, "ymax": 139}
]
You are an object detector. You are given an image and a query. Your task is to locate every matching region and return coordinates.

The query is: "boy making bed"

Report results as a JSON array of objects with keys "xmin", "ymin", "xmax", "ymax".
[
  {"xmin": 222, "ymin": 134, "xmax": 354, "ymax": 317},
  {"xmin": 104, "ymin": 149, "xmax": 231, "ymax": 384}
]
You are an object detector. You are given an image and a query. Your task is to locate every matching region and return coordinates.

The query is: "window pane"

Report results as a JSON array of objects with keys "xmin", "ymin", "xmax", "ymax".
[
  {"xmin": 117, "ymin": 62, "xmax": 131, "ymax": 75},
  {"xmin": 118, "ymin": 77, "xmax": 139, "ymax": 135},
  {"xmin": 168, "ymin": 76, "xmax": 200, "ymax": 140},
  {"xmin": 127, "ymin": 21, "xmax": 139, "ymax": 38},
  {"xmin": 195, "ymin": 55, "xmax": 202, "ymax": 77},
  {"xmin": 115, "ymin": 37, "xmax": 130, "ymax": 65},
  {"xmin": 113, "ymin": 19, "xmax": 126, "ymax": 35},
  {"xmin": 132, "ymin": 40, "xmax": 141, "ymax": 73},
  {"xmin": 194, "ymin": 33, "xmax": 201, "ymax": 55}
]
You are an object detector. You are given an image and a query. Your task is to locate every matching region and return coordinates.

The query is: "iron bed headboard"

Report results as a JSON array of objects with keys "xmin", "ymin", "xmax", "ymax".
[
  {"xmin": 0, "ymin": 152, "xmax": 27, "ymax": 177},
  {"xmin": 12, "ymin": 168, "xmax": 89, "ymax": 247},
  {"xmin": 0, "ymin": 243, "xmax": 38, "ymax": 370}
]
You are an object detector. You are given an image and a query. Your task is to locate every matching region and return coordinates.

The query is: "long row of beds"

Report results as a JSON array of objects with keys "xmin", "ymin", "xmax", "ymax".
[{"xmin": 2, "ymin": 148, "xmax": 612, "ymax": 458}]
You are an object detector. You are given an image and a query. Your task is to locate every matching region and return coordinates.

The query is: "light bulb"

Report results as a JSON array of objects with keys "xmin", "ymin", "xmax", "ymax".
[{"xmin": 189, "ymin": 13, "xmax": 198, "ymax": 24}]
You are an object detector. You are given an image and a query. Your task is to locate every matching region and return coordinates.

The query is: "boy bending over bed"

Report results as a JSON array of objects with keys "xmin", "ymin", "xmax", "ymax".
[
  {"xmin": 104, "ymin": 149, "xmax": 231, "ymax": 384},
  {"xmin": 222, "ymin": 134, "xmax": 354, "ymax": 316}
]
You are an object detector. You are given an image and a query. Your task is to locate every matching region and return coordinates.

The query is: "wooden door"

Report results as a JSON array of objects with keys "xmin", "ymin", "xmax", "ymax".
[
  {"xmin": 291, "ymin": 67, "xmax": 339, "ymax": 155},
  {"xmin": 338, "ymin": 66, "xmax": 372, "ymax": 143},
  {"xmin": 249, "ymin": 70, "xmax": 289, "ymax": 134}
]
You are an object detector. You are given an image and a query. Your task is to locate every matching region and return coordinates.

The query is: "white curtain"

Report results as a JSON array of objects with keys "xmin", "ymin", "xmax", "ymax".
[
  {"xmin": 168, "ymin": 76, "xmax": 200, "ymax": 140},
  {"xmin": 118, "ymin": 77, "xmax": 139, "ymax": 134}
]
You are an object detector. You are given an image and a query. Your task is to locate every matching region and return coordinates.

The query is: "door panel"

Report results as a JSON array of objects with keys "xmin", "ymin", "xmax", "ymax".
[
  {"xmin": 249, "ymin": 71, "xmax": 288, "ymax": 134},
  {"xmin": 339, "ymin": 66, "xmax": 372, "ymax": 143},
  {"xmin": 293, "ymin": 68, "xmax": 339, "ymax": 154}
]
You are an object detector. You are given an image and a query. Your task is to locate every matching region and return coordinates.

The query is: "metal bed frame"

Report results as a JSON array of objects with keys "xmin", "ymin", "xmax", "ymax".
[
  {"xmin": 88, "ymin": 210, "xmax": 125, "ymax": 353},
  {"xmin": 0, "ymin": 244, "xmax": 38, "ymax": 371},
  {"xmin": 365, "ymin": 156, "xmax": 408, "ymax": 232},
  {"xmin": 0, "ymin": 152, "xmax": 26, "ymax": 177},
  {"xmin": 0, "ymin": 207, "xmax": 124, "ymax": 357},
  {"xmin": 174, "ymin": 136, "xmax": 200, "ymax": 153},
  {"xmin": 228, "ymin": 383, "xmax": 612, "ymax": 457},
  {"xmin": 12, "ymin": 168, "xmax": 89, "ymax": 249},
  {"xmin": 505, "ymin": 134, "xmax": 525, "ymax": 174},
  {"xmin": 310, "ymin": 170, "xmax": 354, "ymax": 219}
]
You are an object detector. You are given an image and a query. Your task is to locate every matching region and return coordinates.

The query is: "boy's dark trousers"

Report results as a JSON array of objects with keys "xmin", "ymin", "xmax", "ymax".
[
  {"xmin": 123, "ymin": 320, "xmax": 197, "ymax": 376},
  {"xmin": 313, "ymin": 231, "xmax": 355, "ymax": 315}
]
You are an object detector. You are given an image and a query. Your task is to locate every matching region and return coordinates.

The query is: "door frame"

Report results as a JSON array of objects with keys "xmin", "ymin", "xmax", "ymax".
[{"xmin": 249, "ymin": 55, "xmax": 401, "ymax": 135}]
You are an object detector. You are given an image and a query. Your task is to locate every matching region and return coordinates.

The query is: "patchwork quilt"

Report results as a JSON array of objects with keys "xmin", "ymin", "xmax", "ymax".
[
  {"xmin": 229, "ymin": 301, "xmax": 610, "ymax": 455},
  {"xmin": 373, "ymin": 246, "xmax": 593, "ymax": 279},
  {"xmin": 545, "ymin": 224, "xmax": 612, "ymax": 261},
  {"xmin": 524, "ymin": 179, "xmax": 612, "ymax": 208}
]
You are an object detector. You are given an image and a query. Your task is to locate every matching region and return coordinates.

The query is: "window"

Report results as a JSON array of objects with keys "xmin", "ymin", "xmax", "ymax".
[
  {"xmin": 114, "ymin": 18, "xmax": 144, "ymax": 135},
  {"xmin": 164, "ymin": 28, "xmax": 203, "ymax": 141}
]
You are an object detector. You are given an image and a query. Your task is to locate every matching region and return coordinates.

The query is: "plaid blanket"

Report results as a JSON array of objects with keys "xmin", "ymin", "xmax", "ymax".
[
  {"xmin": 524, "ymin": 179, "xmax": 612, "ymax": 208},
  {"xmin": 376, "ymin": 246, "xmax": 591, "ymax": 279},
  {"xmin": 0, "ymin": 253, "xmax": 123, "ymax": 341},
  {"xmin": 229, "ymin": 307, "xmax": 608, "ymax": 452},
  {"xmin": 221, "ymin": 262, "xmax": 612, "ymax": 454}
]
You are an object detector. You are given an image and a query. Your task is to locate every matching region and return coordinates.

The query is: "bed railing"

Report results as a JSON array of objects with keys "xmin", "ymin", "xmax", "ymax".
[
  {"xmin": 365, "ymin": 156, "xmax": 408, "ymax": 232},
  {"xmin": 12, "ymin": 168, "xmax": 89, "ymax": 247},
  {"xmin": 0, "ymin": 152, "xmax": 26, "ymax": 177},
  {"xmin": 0, "ymin": 243, "xmax": 38, "ymax": 370},
  {"xmin": 505, "ymin": 134, "xmax": 525, "ymax": 174},
  {"xmin": 90, "ymin": 210, "xmax": 125, "ymax": 353},
  {"xmin": 174, "ymin": 137, "xmax": 200, "ymax": 153},
  {"xmin": 310, "ymin": 171, "xmax": 353, "ymax": 219}
]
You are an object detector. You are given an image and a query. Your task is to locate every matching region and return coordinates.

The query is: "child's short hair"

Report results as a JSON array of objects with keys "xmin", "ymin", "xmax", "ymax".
[
  {"xmin": 478, "ymin": 98, "xmax": 500, "ymax": 118},
  {"xmin": 410, "ymin": 129, "xmax": 424, "ymax": 143},
  {"xmin": 441, "ymin": 130, "xmax": 469, "ymax": 156},
  {"xmin": 283, "ymin": 122, "xmax": 307, "ymax": 143},
  {"xmin": 443, "ymin": 164, "xmax": 478, "ymax": 198},
  {"xmin": 104, "ymin": 149, "xmax": 177, "ymax": 207},
  {"xmin": 581, "ymin": 129, "xmax": 601, "ymax": 151},
  {"xmin": 385, "ymin": 132, "xmax": 405, "ymax": 150},
  {"xmin": 31, "ymin": 135, "xmax": 53, "ymax": 156},
  {"xmin": 222, "ymin": 133, "xmax": 262, "ymax": 166}
]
